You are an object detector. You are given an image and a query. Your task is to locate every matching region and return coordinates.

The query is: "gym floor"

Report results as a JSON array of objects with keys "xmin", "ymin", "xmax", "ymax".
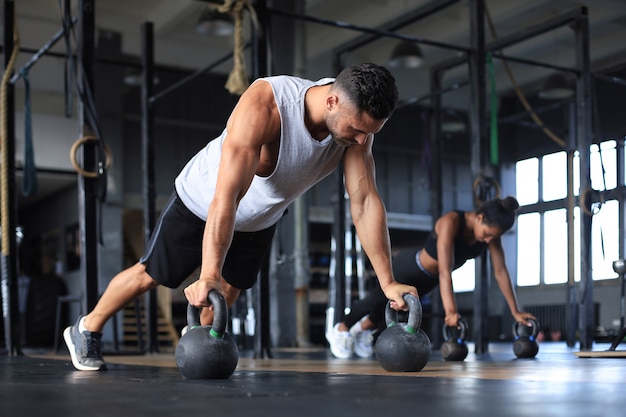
[{"xmin": 2, "ymin": 342, "xmax": 625, "ymax": 417}]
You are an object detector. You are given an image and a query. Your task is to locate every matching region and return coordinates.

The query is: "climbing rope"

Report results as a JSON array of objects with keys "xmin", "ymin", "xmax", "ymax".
[
  {"xmin": 209, "ymin": 0, "xmax": 259, "ymax": 95},
  {"xmin": 484, "ymin": 3, "xmax": 566, "ymax": 148},
  {"xmin": 0, "ymin": 13, "xmax": 20, "ymax": 256}
]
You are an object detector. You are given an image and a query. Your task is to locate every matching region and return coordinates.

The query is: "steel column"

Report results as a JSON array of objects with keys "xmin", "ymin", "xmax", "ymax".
[
  {"xmin": 468, "ymin": 0, "xmax": 490, "ymax": 354},
  {"xmin": 428, "ymin": 66, "xmax": 444, "ymax": 348},
  {"xmin": 252, "ymin": 0, "xmax": 272, "ymax": 359},
  {"xmin": 141, "ymin": 22, "xmax": 158, "ymax": 353},
  {"xmin": 574, "ymin": 7, "xmax": 594, "ymax": 351},
  {"xmin": 77, "ymin": 0, "xmax": 100, "ymax": 313}
]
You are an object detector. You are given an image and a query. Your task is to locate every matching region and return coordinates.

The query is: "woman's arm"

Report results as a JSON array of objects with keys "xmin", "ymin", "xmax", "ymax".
[
  {"xmin": 489, "ymin": 238, "xmax": 536, "ymax": 325},
  {"xmin": 435, "ymin": 212, "xmax": 462, "ymax": 327}
]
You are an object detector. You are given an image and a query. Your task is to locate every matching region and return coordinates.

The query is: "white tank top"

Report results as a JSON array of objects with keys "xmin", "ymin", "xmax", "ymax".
[{"xmin": 174, "ymin": 75, "xmax": 345, "ymax": 232}]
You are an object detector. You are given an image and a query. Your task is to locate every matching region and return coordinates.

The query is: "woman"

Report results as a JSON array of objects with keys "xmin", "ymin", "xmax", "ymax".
[{"xmin": 326, "ymin": 196, "xmax": 537, "ymax": 359}]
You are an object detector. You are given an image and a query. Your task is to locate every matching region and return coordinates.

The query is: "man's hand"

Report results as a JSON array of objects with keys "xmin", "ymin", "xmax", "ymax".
[
  {"xmin": 383, "ymin": 282, "xmax": 418, "ymax": 311},
  {"xmin": 184, "ymin": 279, "xmax": 222, "ymax": 308}
]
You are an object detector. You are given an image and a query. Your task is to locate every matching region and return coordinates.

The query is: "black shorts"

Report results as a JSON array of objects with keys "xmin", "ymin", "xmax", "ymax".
[{"xmin": 140, "ymin": 191, "xmax": 277, "ymax": 290}]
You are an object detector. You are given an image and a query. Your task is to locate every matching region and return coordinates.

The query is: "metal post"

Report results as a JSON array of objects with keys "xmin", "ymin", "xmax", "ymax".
[
  {"xmin": 141, "ymin": 21, "xmax": 158, "ymax": 354},
  {"xmin": 428, "ymin": 66, "xmax": 444, "ymax": 348},
  {"xmin": 332, "ymin": 171, "xmax": 346, "ymax": 327},
  {"xmin": 468, "ymin": 0, "xmax": 489, "ymax": 354},
  {"xmin": 252, "ymin": 0, "xmax": 272, "ymax": 358},
  {"xmin": 574, "ymin": 7, "xmax": 594, "ymax": 351},
  {"xmin": 566, "ymin": 102, "xmax": 577, "ymax": 347},
  {"xmin": 330, "ymin": 61, "xmax": 347, "ymax": 330},
  {"xmin": 77, "ymin": 0, "xmax": 100, "ymax": 314}
]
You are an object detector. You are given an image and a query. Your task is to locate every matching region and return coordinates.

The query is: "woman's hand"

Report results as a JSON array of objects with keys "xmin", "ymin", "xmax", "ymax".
[{"xmin": 512, "ymin": 311, "xmax": 537, "ymax": 326}]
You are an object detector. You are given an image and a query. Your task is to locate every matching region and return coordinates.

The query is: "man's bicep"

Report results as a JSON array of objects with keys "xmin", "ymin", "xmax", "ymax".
[
  {"xmin": 343, "ymin": 146, "xmax": 376, "ymax": 201},
  {"xmin": 215, "ymin": 140, "xmax": 260, "ymax": 201}
]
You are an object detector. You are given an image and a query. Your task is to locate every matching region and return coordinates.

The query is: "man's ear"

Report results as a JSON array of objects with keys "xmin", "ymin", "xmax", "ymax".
[{"xmin": 326, "ymin": 93, "xmax": 339, "ymax": 111}]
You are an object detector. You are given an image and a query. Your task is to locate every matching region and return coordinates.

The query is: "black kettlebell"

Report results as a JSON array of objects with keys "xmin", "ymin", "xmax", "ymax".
[
  {"xmin": 374, "ymin": 293, "xmax": 431, "ymax": 372},
  {"xmin": 175, "ymin": 290, "xmax": 239, "ymax": 379},
  {"xmin": 512, "ymin": 318, "xmax": 540, "ymax": 359},
  {"xmin": 441, "ymin": 317, "xmax": 469, "ymax": 361}
]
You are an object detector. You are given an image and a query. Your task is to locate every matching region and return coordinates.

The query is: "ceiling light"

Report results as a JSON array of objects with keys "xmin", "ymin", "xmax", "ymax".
[
  {"xmin": 388, "ymin": 41, "xmax": 424, "ymax": 69},
  {"xmin": 538, "ymin": 73, "xmax": 574, "ymax": 100},
  {"xmin": 195, "ymin": 8, "xmax": 234, "ymax": 37}
]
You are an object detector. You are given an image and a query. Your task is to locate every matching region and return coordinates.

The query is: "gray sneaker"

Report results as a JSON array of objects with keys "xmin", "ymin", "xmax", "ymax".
[{"xmin": 63, "ymin": 316, "xmax": 107, "ymax": 371}]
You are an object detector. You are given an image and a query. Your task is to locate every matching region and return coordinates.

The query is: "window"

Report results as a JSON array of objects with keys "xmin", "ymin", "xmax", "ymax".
[
  {"xmin": 542, "ymin": 152, "xmax": 567, "ymax": 201},
  {"xmin": 516, "ymin": 139, "xmax": 622, "ymax": 286},
  {"xmin": 591, "ymin": 140, "xmax": 617, "ymax": 191},
  {"xmin": 452, "ymin": 259, "xmax": 475, "ymax": 292},
  {"xmin": 516, "ymin": 157, "xmax": 538, "ymax": 205},
  {"xmin": 517, "ymin": 212, "xmax": 540, "ymax": 286},
  {"xmin": 544, "ymin": 209, "xmax": 568, "ymax": 284},
  {"xmin": 574, "ymin": 139, "xmax": 617, "ymax": 195},
  {"xmin": 591, "ymin": 199, "xmax": 619, "ymax": 280}
]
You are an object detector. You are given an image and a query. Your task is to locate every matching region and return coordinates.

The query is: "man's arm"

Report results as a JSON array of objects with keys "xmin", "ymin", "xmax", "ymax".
[
  {"xmin": 184, "ymin": 80, "xmax": 280, "ymax": 307},
  {"xmin": 342, "ymin": 138, "xmax": 417, "ymax": 310}
]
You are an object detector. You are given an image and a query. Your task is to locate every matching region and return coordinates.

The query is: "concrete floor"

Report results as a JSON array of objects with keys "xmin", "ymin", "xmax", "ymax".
[{"xmin": 1, "ymin": 342, "xmax": 625, "ymax": 417}]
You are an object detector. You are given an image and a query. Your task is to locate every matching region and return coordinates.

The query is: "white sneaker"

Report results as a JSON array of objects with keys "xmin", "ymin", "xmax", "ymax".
[
  {"xmin": 326, "ymin": 323, "xmax": 354, "ymax": 359},
  {"xmin": 350, "ymin": 322, "xmax": 374, "ymax": 358}
]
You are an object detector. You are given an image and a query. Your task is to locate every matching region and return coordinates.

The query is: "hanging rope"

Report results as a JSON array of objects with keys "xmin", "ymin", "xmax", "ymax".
[
  {"xmin": 20, "ymin": 68, "xmax": 38, "ymax": 196},
  {"xmin": 484, "ymin": 4, "xmax": 566, "ymax": 148},
  {"xmin": 487, "ymin": 52, "xmax": 499, "ymax": 166},
  {"xmin": 0, "ymin": 14, "xmax": 20, "ymax": 256},
  {"xmin": 209, "ymin": 0, "xmax": 259, "ymax": 95}
]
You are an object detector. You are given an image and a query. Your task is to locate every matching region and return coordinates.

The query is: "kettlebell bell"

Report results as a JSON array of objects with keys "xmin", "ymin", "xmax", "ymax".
[
  {"xmin": 374, "ymin": 293, "xmax": 431, "ymax": 372},
  {"xmin": 512, "ymin": 318, "xmax": 540, "ymax": 359},
  {"xmin": 175, "ymin": 290, "xmax": 239, "ymax": 379},
  {"xmin": 441, "ymin": 317, "xmax": 469, "ymax": 361}
]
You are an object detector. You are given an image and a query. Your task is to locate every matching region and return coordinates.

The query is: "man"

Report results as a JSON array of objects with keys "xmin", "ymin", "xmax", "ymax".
[{"xmin": 64, "ymin": 62, "xmax": 417, "ymax": 371}]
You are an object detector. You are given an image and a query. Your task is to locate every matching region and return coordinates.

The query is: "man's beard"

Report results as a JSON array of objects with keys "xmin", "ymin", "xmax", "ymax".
[{"xmin": 332, "ymin": 136, "xmax": 353, "ymax": 147}]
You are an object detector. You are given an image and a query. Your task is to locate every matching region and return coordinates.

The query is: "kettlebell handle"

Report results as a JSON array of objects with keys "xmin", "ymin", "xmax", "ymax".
[
  {"xmin": 384, "ymin": 293, "xmax": 423, "ymax": 333},
  {"xmin": 186, "ymin": 289, "xmax": 228, "ymax": 339},
  {"xmin": 443, "ymin": 317, "xmax": 468, "ymax": 342},
  {"xmin": 512, "ymin": 318, "xmax": 540, "ymax": 340}
]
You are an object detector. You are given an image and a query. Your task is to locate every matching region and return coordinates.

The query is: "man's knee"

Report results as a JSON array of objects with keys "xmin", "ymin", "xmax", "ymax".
[{"xmin": 129, "ymin": 262, "xmax": 160, "ymax": 292}]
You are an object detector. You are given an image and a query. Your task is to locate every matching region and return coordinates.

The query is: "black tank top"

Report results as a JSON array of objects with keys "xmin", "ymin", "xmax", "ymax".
[{"xmin": 423, "ymin": 210, "xmax": 487, "ymax": 270}]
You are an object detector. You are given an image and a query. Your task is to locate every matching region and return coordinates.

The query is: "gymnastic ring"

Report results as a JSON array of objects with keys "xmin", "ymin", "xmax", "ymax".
[
  {"xmin": 70, "ymin": 136, "xmax": 112, "ymax": 178},
  {"xmin": 472, "ymin": 175, "xmax": 501, "ymax": 206},
  {"xmin": 580, "ymin": 187, "xmax": 603, "ymax": 217}
]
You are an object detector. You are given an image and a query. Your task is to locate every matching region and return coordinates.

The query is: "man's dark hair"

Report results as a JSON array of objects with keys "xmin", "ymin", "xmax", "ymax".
[{"xmin": 332, "ymin": 63, "xmax": 399, "ymax": 120}]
